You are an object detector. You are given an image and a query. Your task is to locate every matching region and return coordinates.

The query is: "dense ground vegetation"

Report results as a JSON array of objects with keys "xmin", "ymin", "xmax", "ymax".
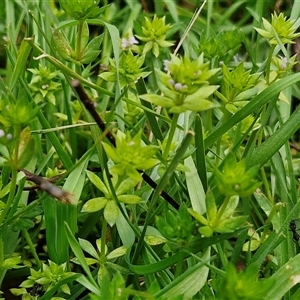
[{"xmin": 1, "ymin": 0, "xmax": 300, "ymax": 299}]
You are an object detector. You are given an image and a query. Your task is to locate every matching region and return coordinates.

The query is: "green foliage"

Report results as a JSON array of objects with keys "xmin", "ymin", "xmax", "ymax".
[
  {"xmin": 215, "ymin": 63, "xmax": 261, "ymax": 114},
  {"xmin": 140, "ymin": 54, "xmax": 220, "ymax": 113},
  {"xmin": 214, "ymin": 154, "xmax": 261, "ymax": 197},
  {"xmin": 58, "ymin": 0, "xmax": 105, "ymax": 20},
  {"xmin": 217, "ymin": 264, "xmax": 275, "ymax": 300},
  {"xmin": 102, "ymin": 130, "xmax": 159, "ymax": 181},
  {"xmin": 2, "ymin": 2, "xmax": 300, "ymax": 300},
  {"xmin": 100, "ymin": 51, "xmax": 150, "ymax": 89},
  {"xmin": 254, "ymin": 12, "xmax": 300, "ymax": 45},
  {"xmin": 156, "ymin": 205, "xmax": 198, "ymax": 251},
  {"xmin": 52, "ymin": 22, "xmax": 103, "ymax": 65},
  {"xmin": 11, "ymin": 261, "xmax": 75, "ymax": 299},
  {"xmin": 136, "ymin": 15, "xmax": 174, "ymax": 57},
  {"xmin": 28, "ymin": 65, "xmax": 61, "ymax": 105},
  {"xmin": 82, "ymin": 170, "xmax": 141, "ymax": 226},
  {"xmin": 188, "ymin": 191, "xmax": 247, "ymax": 237},
  {"xmin": 198, "ymin": 29, "xmax": 244, "ymax": 64}
]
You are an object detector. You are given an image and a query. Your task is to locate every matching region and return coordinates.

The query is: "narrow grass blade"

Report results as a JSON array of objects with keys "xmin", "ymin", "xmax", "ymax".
[
  {"xmin": 65, "ymin": 222, "xmax": 98, "ymax": 288},
  {"xmin": 136, "ymin": 78, "xmax": 164, "ymax": 141},
  {"xmin": 155, "ymin": 248, "xmax": 210, "ymax": 299},
  {"xmin": 44, "ymin": 153, "xmax": 90, "ymax": 264},
  {"xmin": 194, "ymin": 114, "xmax": 208, "ymax": 192},
  {"xmin": 263, "ymin": 253, "xmax": 300, "ymax": 300},
  {"xmin": 205, "ymin": 73, "xmax": 300, "ymax": 149},
  {"xmin": 8, "ymin": 37, "xmax": 33, "ymax": 90},
  {"xmin": 250, "ymin": 104, "xmax": 300, "ymax": 167}
]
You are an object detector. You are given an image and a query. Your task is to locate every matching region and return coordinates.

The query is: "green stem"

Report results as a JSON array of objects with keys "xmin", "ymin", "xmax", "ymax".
[
  {"xmin": 265, "ymin": 44, "xmax": 276, "ymax": 85},
  {"xmin": 132, "ymin": 131, "xmax": 194, "ymax": 264},
  {"xmin": 100, "ymin": 218, "xmax": 108, "ymax": 260},
  {"xmin": 150, "ymin": 53, "xmax": 159, "ymax": 91},
  {"xmin": 163, "ymin": 113, "xmax": 179, "ymax": 160},
  {"xmin": 75, "ymin": 21, "xmax": 84, "ymax": 61},
  {"xmin": 22, "ymin": 229, "xmax": 42, "ymax": 269},
  {"xmin": 26, "ymin": 39, "xmax": 114, "ymax": 97},
  {"xmin": 0, "ymin": 239, "xmax": 3, "ymax": 265}
]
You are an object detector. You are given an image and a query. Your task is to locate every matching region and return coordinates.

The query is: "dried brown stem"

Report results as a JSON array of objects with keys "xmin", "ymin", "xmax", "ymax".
[{"xmin": 21, "ymin": 169, "xmax": 74, "ymax": 204}]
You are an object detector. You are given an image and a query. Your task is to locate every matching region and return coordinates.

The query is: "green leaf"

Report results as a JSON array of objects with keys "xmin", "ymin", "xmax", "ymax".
[
  {"xmin": 80, "ymin": 50, "xmax": 101, "ymax": 64},
  {"xmin": 214, "ymin": 216, "xmax": 248, "ymax": 233},
  {"xmin": 101, "ymin": 143, "xmax": 120, "ymax": 162},
  {"xmin": 87, "ymin": 34, "xmax": 103, "ymax": 51},
  {"xmin": 106, "ymin": 246, "xmax": 127, "ymax": 260},
  {"xmin": 81, "ymin": 197, "xmax": 108, "ymax": 212},
  {"xmin": 156, "ymin": 248, "xmax": 210, "ymax": 299},
  {"xmin": 262, "ymin": 253, "xmax": 300, "ymax": 299},
  {"xmin": 206, "ymin": 190, "xmax": 217, "ymax": 222},
  {"xmin": 64, "ymin": 223, "xmax": 98, "ymax": 289},
  {"xmin": 118, "ymin": 195, "xmax": 141, "ymax": 204},
  {"xmin": 52, "ymin": 29, "xmax": 74, "ymax": 61},
  {"xmin": 140, "ymin": 94, "xmax": 174, "ymax": 107},
  {"xmin": 1, "ymin": 256, "xmax": 22, "ymax": 270},
  {"xmin": 184, "ymin": 156, "xmax": 206, "ymax": 214},
  {"xmin": 144, "ymin": 235, "xmax": 166, "ymax": 246},
  {"xmin": 199, "ymin": 226, "xmax": 214, "ymax": 237},
  {"xmin": 80, "ymin": 22, "xmax": 89, "ymax": 52},
  {"xmin": 9, "ymin": 37, "xmax": 33, "ymax": 90},
  {"xmin": 12, "ymin": 218, "xmax": 34, "ymax": 231},
  {"xmin": 205, "ymin": 73, "xmax": 300, "ymax": 149},
  {"xmin": 86, "ymin": 170, "xmax": 108, "ymax": 195},
  {"xmin": 116, "ymin": 177, "xmax": 138, "ymax": 195},
  {"xmin": 16, "ymin": 128, "xmax": 35, "ymax": 169},
  {"xmin": 221, "ymin": 195, "xmax": 239, "ymax": 220},
  {"xmin": 243, "ymin": 240, "xmax": 261, "ymax": 252},
  {"xmin": 104, "ymin": 200, "xmax": 119, "ymax": 226},
  {"xmin": 187, "ymin": 208, "xmax": 208, "ymax": 225},
  {"xmin": 78, "ymin": 238, "xmax": 99, "ymax": 259},
  {"xmin": 80, "ymin": 34, "xmax": 102, "ymax": 64},
  {"xmin": 250, "ymin": 103, "xmax": 300, "ymax": 168}
]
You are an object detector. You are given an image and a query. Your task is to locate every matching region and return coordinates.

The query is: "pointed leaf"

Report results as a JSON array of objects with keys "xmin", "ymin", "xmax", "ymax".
[
  {"xmin": 86, "ymin": 170, "xmax": 108, "ymax": 195},
  {"xmin": 118, "ymin": 194, "xmax": 141, "ymax": 204},
  {"xmin": 187, "ymin": 208, "xmax": 208, "ymax": 225},
  {"xmin": 81, "ymin": 197, "xmax": 107, "ymax": 212},
  {"xmin": 106, "ymin": 246, "xmax": 127, "ymax": 260},
  {"xmin": 80, "ymin": 22, "xmax": 90, "ymax": 52},
  {"xmin": 78, "ymin": 238, "xmax": 99, "ymax": 259},
  {"xmin": 140, "ymin": 94, "xmax": 174, "ymax": 107},
  {"xmin": 215, "ymin": 216, "xmax": 248, "ymax": 233},
  {"xmin": 116, "ymin": 177, "xmax": 139, "ymax": 195},
  {"xmin": 221, "ymin": 195, "xmax": 239, "ymax": 220},
  {"xmin": 104, "ymin": 201, "xmax": 119, "ymax": 226}
]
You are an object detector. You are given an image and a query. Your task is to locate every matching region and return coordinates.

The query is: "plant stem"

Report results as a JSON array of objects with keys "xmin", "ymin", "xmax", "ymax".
[
  {"xmin": 100, "ymin": 218, "xmax": 108, "ymax": 260},
  {"xmin": 163, "ymin": 113, "xmax": 179, "ymax": 160},
  {"xmin": 75, "ymin": 21, "xmax": 84, "ymax": 61},
  {"xmin": 22, "ymin": 229, "xmax": 42, "ymax": 269},
  {"xmin": 265, "ymin": 44, "xmax": 276, "ymax": 85}
]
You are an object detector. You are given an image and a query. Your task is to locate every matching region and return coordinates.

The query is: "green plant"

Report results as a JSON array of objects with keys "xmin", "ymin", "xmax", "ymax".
[{"xmin": 1, "ymin": 0, "xmax": 300, "ymax": 299}]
